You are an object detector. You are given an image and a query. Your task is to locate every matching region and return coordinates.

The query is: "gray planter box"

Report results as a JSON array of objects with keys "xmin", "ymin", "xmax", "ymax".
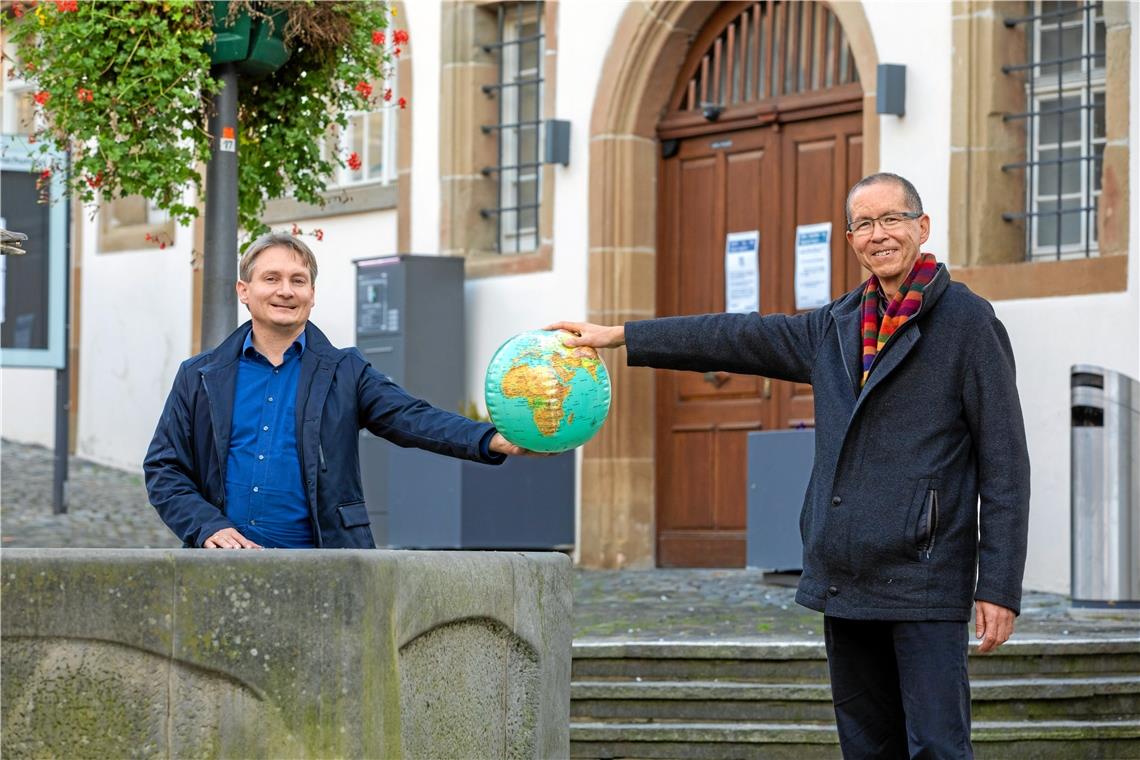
[
  {"xmin": 746, "ymin": 429, "xmax": 814, "ymax": 572},
  {"xmin": 362, "ymin": 438, "xmax": 575, "ymax": 550}
]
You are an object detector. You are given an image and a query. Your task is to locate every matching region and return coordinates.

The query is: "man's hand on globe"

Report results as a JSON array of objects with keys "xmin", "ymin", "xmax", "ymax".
[
  {"xmin": 489, "ymin": 432, "xmax": 558, "ymax": 457},
  {"xmin": 543, "ymin": 321, "xmax": 625, "ymax": 349}
]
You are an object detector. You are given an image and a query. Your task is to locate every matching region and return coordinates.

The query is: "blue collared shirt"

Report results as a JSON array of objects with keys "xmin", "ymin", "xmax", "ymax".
[{"xmin": 224, "ymin": 329, "xmax": 314, "ymax": 548}]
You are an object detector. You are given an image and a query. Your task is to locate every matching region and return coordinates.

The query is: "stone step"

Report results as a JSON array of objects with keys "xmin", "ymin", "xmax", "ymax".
[
  {"xmin": 571, "ymin": 675, "xmax": 1140, "ymax": 722},
  {"xmin": 572, "ymin": 638, "xmax": 1140, "ymax": 681},
  {"xmin": 569, "ymin": 719, "xmax": 1140, "ymax": 760}
]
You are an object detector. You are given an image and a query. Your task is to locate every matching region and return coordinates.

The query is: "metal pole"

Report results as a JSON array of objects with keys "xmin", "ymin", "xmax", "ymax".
[
  {"xmin": 52, "ymin": 155, "xmax": 72, "ymax": 515},
  {"xmin": 202, "ymin": 62, "xmax": 240, "ymax": 350}
]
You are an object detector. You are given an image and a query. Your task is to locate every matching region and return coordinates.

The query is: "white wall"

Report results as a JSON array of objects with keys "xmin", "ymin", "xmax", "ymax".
[
  {"xmin": 405, "ymin": 0, "xmax": 441, "ymax": 256},
  {"xmin": 864, "ymin": 1, "xmax": 953, "ymax": 254},
  {"xmin": 76, "ymin": 210, "xmax": 194, "ymax": 472},
  {"xmin": 0, "ymin": 367, "xmax": 56, "ymax": 446}
]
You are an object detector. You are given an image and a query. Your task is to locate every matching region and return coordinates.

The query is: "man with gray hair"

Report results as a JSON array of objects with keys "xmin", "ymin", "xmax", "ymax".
[
  {"xmin": 549, "ymin": 173, "xmax": 1030, "ymax": 758},
  {"xmin": 145, "ymin": 232, "xmax": 532, "ymax": 550}
]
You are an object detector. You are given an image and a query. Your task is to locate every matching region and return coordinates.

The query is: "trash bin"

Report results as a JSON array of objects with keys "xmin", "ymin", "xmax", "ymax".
[{"xmin": 1070, "ymin": 365, "xmax": 1140, "ymax": 608}]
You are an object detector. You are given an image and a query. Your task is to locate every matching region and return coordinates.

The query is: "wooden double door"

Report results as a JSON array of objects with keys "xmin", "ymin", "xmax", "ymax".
[{"xmin": 655, "ymin": 112, "xmax": 864, "ymax": 567}]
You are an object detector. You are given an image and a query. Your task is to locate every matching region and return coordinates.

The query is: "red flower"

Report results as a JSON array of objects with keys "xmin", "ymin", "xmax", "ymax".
[
  {"xmin": 85, "ymin": 171, "xmax": 103, "ymax": 189},
  {"xmin": 314, "ymin": 229, "xmax": 324, "ymax": 242},
  {"xmin": 394, "ymin": 47, "xmax": 401, "ymax": 57},
  {"xmin": 372, "ymin": 30, "xmax": 385, "ymax": 46},
  {"xmin": 393, "ymin": 29, "xmax": 409, "ymax": 46},
  {"xmin": 145, "ymin": 233, "xmax": 153, "ymax": 241},
  {"xmin": 39, "ymin": 169, "xmax": 51, "ymax": 180},
  {"xmin": 34, "ymin": 91, "xmax": 50, "ymax": 106},
  {"xmin": 398, "ymin": 97, "xmax": 407, "ymax": 110},
  {"xmin": 383, "ymin": 88, "xmax": 392, "ymax": 102},
  {"xmin": 159, "ymin": 242, "xmax": 166, "ymax": 250},
  {"xmin": 76, "ymin": 87, "xmax": 94, "ymax": 103},
  {"xmin": 355, "ymin": 81, "xmax": 373, "ymax": 98},
  {"xmin": 54, "ymin": 0, "xmax": 78, "ymax": 11},
  {"xmin": 347, "ymin": 152, "xmax": 362, "ymax": 171},
  {"xmin": 12, "ymin": 3, "xmax": 24, "ymax": 17}
]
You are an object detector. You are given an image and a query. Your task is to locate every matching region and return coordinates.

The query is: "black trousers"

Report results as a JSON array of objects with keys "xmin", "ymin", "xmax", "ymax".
[{"xmin": 824, "ymin": 617, "xmax": 973, "ymax": 760}]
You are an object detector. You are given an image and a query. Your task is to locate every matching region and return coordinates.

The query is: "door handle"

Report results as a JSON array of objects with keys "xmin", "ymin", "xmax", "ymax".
[
  {"xmin": 703, "ymin": 371, "xmax": 730, "ymax": 389},
  {"xmin": 763, "ymin": 377, "xmax": 772, "ymax": 399}
]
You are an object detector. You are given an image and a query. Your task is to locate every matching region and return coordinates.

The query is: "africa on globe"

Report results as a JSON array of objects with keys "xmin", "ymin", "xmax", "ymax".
[{"xmin": 484, "ymin": 330, "xmax": 612, "ymax": 453}]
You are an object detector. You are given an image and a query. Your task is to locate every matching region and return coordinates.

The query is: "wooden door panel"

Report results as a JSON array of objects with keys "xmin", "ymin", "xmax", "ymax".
[
  {"xmin": 774, "ymin": 112, "xmax": 863, "ymax": 431},
  {"xmin": 675, "ymin": 370, "xmax": 765, "ymax": 401},
  {"xmin": 656, "ymin": 111, "xmax": 860, "ymax": 567},
  {"xmin": 712, "ymin": 426, "xmax": 751, "ymax": 529},
  {"xmin": 663, "ymin": 428, "xmax": 716, "ymax": 530},
  {"xmin": 678, "ymin": 157, "xmax": 720, "ymax": 316},
  {"xmin": 843, "ymin": 132, "xmax": 866, "ymax": 290},
  {"xmin": 657, "ymin": 127, "xmax": 773, "ymax": 568}
]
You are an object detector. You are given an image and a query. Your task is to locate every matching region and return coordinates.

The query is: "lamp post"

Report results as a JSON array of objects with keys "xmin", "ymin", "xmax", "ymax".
[{"xmin": 202, "ymin": 3, "xmax": 289, "ymax": 348}]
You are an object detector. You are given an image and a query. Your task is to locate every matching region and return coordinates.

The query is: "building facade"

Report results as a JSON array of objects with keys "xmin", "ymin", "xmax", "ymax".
[{"xmin": 2, "ymin": 1, "xmax": 1136, "ymax": 594}]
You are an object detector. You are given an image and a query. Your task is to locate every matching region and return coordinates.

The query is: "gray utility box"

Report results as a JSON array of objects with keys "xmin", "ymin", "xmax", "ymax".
[
  {"xmin": 356, "ymin": 255, "xmax": 466, "ymax": 546},
  {"xmin": 746, "ymin": 429, "xmax": 814, "ymax": 572},
  {"xmin": 354, "ymin": 254, "xmax": 575, "ymax": 550},
  {"xmin": 387, "ymin": 448, "xmax": 574, "ymax": 550},
  {"xmin": 1071, "ymin": 365, "xmax": 1140, "ymax": 608}
]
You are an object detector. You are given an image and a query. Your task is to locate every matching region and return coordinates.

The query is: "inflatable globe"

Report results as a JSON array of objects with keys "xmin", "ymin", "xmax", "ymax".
[{"xmin": 484, "ymin": 330, "xmax": 612, "ymax": 453}]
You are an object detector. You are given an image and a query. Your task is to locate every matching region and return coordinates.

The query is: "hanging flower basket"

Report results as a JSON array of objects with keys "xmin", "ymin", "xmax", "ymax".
[{"xmin": 6, "ymin": 0, "xmax": 407, "ymax": 236}]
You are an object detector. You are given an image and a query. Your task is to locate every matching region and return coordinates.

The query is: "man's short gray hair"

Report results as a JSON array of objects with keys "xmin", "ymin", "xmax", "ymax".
[
  {"xmin": 239, "ymin": 232, "xmax": 319, "ymax": 284},
  {"xmin": 845, "ymin": 172, "xmax": 924, "ymax": 225}
]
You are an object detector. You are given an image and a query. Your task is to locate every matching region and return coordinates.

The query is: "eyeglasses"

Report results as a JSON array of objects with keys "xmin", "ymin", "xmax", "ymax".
[{"xmin": 846, "ymin": 211, "xmax": 922, "ymax": 236}]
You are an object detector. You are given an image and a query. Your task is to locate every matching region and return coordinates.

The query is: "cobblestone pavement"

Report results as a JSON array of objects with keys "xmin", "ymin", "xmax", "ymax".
[
  {"xmin": 1, "ymin": 439, "xmax": 179, "ymax": 549},
  {"xmin": 4, "ymin": 439, "xmax": 1136, "ymax": 643}
]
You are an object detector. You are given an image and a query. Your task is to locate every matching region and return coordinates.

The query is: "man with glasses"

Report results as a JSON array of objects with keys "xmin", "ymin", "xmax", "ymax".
[{"xmin": 549, "ymin": 172, "xmax": 1030, "ymax": 758}]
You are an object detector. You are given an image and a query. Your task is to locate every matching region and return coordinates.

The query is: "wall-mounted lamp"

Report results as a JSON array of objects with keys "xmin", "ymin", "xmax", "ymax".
[
  {"xmin": 700, "ymin": 103, "xmax": 724, "ymax": 122},
  {"xmin": 876, "ymin": 64, "xmax": 906, "ymax": 117},
  {"xmin": 544, "ymin": 120, "xmax": 571, "ymax": 166}
]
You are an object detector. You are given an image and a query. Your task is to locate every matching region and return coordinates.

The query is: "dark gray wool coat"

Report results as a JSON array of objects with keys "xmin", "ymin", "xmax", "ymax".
[{"xmin": 625, "ymin": 263, "xmax": 1030, "ymax": 621}]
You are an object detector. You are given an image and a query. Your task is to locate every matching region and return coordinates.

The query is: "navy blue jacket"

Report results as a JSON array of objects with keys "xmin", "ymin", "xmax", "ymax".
[
  {"xmin": 625, "ymin": 265, "xmax": 1031, "ymax": 621},
  {"xmin": 144, "ymin": 321, "xmax": 502, "ymax": 548}
]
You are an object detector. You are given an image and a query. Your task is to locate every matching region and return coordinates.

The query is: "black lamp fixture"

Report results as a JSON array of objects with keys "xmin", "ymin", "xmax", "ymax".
[
  {"xmin": 544, "ymin": 120, "xmax": 571, "ymax": 166},
  {"xmin": 701, "ymin": 102, "xmax": 724, "ymax": 122},
  {"xmin": 876, "ymin": 64, "xmax": 906, "ymax": 116}
]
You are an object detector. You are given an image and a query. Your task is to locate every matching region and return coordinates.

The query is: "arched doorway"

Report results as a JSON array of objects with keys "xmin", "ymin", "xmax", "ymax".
[
  {"xmin": 655, "ymin": 1, "xmax": 866, "ymax": 566},
  {"xmin": 580, "ymin": 1, "xmax": 878, "ymax": 569}
]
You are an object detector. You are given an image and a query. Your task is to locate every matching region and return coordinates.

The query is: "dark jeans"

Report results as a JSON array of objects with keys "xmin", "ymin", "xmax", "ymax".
[{"xmin": 824, "ymin": 617, "xmax": 973, "ymax": 760}]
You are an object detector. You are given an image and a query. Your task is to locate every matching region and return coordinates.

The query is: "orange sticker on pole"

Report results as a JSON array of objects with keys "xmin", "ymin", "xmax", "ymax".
[{"xmin": 220, "ymin": 126, "xmax": 236, "ymax": 153}]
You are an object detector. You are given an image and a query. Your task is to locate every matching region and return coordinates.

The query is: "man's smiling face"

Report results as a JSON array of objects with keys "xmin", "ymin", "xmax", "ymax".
[
  {"xmin": 846, "ymin": 181, "xmax": 930, "ymax": 294},
  {"xmin": 236, "ymin": 245, "xmax": 315, "ymax": 334}
]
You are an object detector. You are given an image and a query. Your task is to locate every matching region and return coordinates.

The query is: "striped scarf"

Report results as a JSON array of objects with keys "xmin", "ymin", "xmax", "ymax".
[{"xmin": 860, "ymin": 253, "xmax": 937, "ymax": 387}]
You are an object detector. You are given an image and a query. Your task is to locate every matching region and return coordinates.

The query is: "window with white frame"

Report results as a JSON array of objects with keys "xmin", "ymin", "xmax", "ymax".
[
  {"xmin": 1004, "ymin": 1, "xmax": 1106, "ymax": 260},
  {"xmin": 482, "ymin": 2, "xmax": 543, "ymax": 254},
  {"xmin": 328, "ymin": 72, "xmax": 399, "ymax": 188}
]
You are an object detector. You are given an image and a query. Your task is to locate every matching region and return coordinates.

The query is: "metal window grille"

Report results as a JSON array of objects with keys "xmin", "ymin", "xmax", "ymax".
[
  {"xmin": 679, "ymin": 0, "xmax": 858, "ymax": 113},
  {"xmin": 480, "ymin": 2, "xmax": 544, "ymax": 254},
  {"xmin": 1002, "ymin": 1, "xmax": 1106, "ymax": 261}
]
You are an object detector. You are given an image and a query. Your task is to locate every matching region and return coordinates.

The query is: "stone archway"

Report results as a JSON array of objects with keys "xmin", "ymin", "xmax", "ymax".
[{"xmin": 580, "ymin": 1, "xmax": 880, "ymax": 569}]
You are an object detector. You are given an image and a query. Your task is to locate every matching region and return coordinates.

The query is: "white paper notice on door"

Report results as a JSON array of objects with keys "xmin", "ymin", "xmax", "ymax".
[
  {"xmin": 724, "ymin": 230, "xmax": 760, "ymax": 314},
  {"xmin": 794, "ymin": 222, "xmax": 832, "ymax": 310}
]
